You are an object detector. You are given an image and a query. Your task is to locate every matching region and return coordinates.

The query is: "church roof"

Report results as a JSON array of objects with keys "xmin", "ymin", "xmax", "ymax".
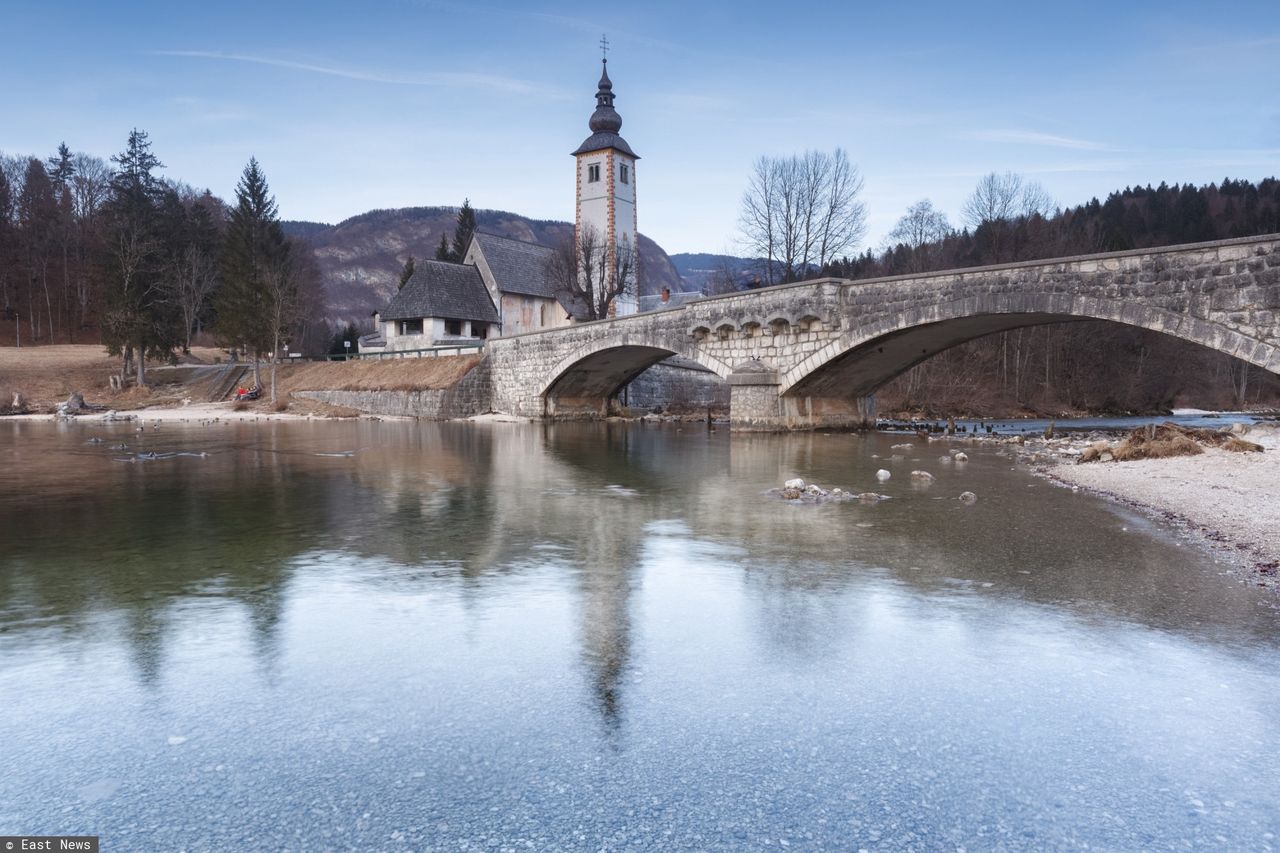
[
  {"xmin": 471, "ymin": 232, "xmax": 559, "ymax": 299},
  {"xmin": 572, "ymin": 132, "xmax": 638, "ymax": 158},
  {"xmin": 382, "ymin": 259, "xmax": 499, "ymax": 323},
  {"xmin": 470, "ymin": 232, "xmax": 588, "ymax": 319},
  {"xmin": 572, "ymin": 59, "xmax": 639, "ymax": 159}
]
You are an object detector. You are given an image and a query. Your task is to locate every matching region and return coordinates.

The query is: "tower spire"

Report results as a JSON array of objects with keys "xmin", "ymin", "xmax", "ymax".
[{"xmin": 589, "ymin": 52, "xmax": 621, "ymax": 134}]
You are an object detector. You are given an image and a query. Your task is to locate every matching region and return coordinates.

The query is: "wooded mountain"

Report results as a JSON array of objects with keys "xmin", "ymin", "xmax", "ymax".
[{"xmin": 283, "ymin": 206, "xmax": 688, "ymax": 325}]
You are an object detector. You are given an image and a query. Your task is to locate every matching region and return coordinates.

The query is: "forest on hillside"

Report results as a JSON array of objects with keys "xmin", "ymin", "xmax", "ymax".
[{"xmin": 823, "ymin": 177, "xmax": 1280, "ymax": 416}]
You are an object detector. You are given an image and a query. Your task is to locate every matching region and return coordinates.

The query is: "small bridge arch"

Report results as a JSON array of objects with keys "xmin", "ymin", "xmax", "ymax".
[{"xmin": 540, "ymin": 338, "xmax": 733, "ymax": 417}]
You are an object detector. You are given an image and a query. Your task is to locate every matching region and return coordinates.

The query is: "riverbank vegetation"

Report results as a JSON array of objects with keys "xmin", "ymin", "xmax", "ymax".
[{"xmin": 0, "ymin": 133, "xmax": 325, "ymax": 386}]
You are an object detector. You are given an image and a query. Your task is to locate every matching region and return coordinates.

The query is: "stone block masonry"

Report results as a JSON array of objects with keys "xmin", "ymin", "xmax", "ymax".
[
  {"xmin": 485, "ymin": 235, "xmax": 1280, "ymax": 430},
  {"xmin": 294, "ymin": 358, "xmax": 492, "ymax": 420},
  {"xmin": 620, "ymin": 357, "xmax": 729, "ymax": 414}
]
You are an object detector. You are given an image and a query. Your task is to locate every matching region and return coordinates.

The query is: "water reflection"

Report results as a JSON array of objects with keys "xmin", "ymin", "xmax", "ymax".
[
  {"xmin": 4, "ymin": 419, "xmax": 1279, "ymax": 700},
  {"xmin": 2, "ymin": 419, "xmax": 1280, "ymax": 847}
]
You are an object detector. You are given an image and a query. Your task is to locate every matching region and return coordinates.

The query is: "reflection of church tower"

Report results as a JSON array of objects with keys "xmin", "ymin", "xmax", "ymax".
[{"xmin": 573, "ymin": 50, "xmax": 639, "ymax": 316}]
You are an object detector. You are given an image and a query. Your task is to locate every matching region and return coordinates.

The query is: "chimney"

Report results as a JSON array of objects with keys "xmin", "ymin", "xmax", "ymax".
[{"xmin": 660, "ymin": 287, "xmax": 670, "ymax": 304}]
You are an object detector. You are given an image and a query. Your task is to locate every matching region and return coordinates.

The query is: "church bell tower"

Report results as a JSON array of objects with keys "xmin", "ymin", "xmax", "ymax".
[{"xmin": 573, "ymin": 46, "xmax": 639, "ymax": 316}]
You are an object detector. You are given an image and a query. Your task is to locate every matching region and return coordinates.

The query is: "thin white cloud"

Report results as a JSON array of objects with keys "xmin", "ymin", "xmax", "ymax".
[
  {"xmin": 958, "ymin": 129, "xmax": 1113, "ymax": 151},
  {"xmin": 413, "ymin": 0, "xmax": 688, "ymax": 55},
  {"xmin": 1165, "ymin": 35, "xmax": 1280, "ymax": 56},
  {"xmin": 152, "ymin": 50, "xmax": 566, "ymax": 98}
]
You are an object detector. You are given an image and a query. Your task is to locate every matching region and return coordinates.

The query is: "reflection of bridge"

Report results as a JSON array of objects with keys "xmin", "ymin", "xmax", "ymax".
[{"xmin": 488, "ymin": 235, "xmax": 1280, "ymax": 429}]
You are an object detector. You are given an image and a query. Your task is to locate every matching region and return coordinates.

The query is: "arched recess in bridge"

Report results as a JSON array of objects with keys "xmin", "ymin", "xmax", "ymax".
[
  {"xmin": 780, "ymin": 293, "xmax": 1279, "ymax": 409},
  {"xmin": 541, "ymin": 343, "xmax": 733, "ymax": 418}
]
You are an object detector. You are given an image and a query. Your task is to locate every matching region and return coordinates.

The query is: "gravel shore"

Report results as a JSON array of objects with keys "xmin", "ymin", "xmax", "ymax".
[{"xmin": 1032, "ymin": 423, "xmax": 1280, "ymax": 590}]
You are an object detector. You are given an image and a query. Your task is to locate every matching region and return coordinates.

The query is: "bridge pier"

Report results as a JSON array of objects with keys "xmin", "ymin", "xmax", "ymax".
[{"xmin": 728, "ymin": 361, "xmax": 875, "ymax": 430}]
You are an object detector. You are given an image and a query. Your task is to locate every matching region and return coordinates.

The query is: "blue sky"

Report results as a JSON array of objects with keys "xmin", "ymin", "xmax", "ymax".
[{"xmin": 2, "ymin": 0, "xmax": 1277, "ymax": 254}]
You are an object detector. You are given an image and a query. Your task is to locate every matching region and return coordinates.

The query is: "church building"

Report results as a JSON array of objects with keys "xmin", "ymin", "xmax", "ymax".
[{"xmin": 363, "ymin": 54, "xmax": 644, "ymax": 354}]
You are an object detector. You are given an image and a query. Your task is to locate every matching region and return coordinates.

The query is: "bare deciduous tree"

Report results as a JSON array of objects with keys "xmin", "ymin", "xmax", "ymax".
[
  {"xmin": 171, "ymin": 244, "xmax": 218, "ymax": 353},
  {"xmin": 546, "ymin": 225, "xmax": 637, "ymax": 321},
  {"xmin": 887, "ymin": 199, "xmax": 953, "ymax": 272},
  {"xmin": 739, "ymin": 148, "xmax": 867, "ymax": 285},
  {"xmin": 263, "ymin": 255, "xmax": 302, "ymax": 404},
  {"xmin": 961, "ymin": 171, "xmax": 1054, "ymax": 229}
]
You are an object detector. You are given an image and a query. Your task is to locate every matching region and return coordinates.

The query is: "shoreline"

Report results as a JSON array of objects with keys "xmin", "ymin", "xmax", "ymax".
[{"xmin": 998, "ymin": 425, "xmax": 1280, "ymax": 594}]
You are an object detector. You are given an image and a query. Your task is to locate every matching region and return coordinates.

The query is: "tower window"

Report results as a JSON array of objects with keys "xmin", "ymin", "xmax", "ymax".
[
  {"xmin": 620, "ymin": 163, "xmax": 629, "ymax": 184},
  {"xmin": 587, "ymin": 163, "xmax": 601, "ymax": 183}
]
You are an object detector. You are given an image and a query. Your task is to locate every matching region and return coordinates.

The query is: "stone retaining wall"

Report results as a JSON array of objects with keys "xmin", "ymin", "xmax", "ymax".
[{"xmin": 293, "ymin": 358, "xmax": 491, "ymax": 419}]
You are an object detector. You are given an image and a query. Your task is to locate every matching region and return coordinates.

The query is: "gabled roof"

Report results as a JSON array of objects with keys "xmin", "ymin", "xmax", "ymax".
[
  {"xmin": 471, "ymin": 232, "xmax": 559, "ymax": 300},
  {"xmin": 382, "ymin": 259, "xmax": 499, "ymax": 323}
]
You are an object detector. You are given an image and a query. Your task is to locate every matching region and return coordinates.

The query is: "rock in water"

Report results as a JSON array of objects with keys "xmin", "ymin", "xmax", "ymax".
[
  {"xmin": 781, "ymin": 487, "xmax": 802, "ymax": 500},
  {"xmin": 953, "ymin": 452, "xmax": 969, "ymax": 463},
  {"xmin": 875, "ymin": 469, "xmax": 891, "ymax": 482},
  {"xmin": 784, "ymin": 478, "xmax": 806, "ymax": 490},
  {"xmin": 959, "ymin": 491, "xmax": 978, "ymax": 504},
  {"xmin": 910, "ymin": 470, "xmax": 935, "ymax": 482},
  {"xmin": 805, "ymin": 484, "xmax": 828, "ymax": 497}
]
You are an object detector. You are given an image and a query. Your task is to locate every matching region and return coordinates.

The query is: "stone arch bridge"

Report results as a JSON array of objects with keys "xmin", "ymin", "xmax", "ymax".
[{"xmin": 485, "ymin": 235, "xmax": 1280, "ymax": 429}]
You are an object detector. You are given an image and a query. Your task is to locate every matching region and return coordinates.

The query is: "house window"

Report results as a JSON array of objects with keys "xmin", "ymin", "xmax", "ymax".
[
  {"xmin": 400, "ymin": 318, "xmax": 423, "ymax": 335},
  {"xmin": 444, "ymin": 319, "xmax": 463, "ymax": 336},
  {"xmin": 620, "ymin": 163, "xmax": 629, "ymax": 184},
  {"xmin": 472, "ymin": 322, "xmax": 488, "ymax": 339},
  {"xmin": 587, "ymin": 163, "xmax": 601, "ymax": 183}
]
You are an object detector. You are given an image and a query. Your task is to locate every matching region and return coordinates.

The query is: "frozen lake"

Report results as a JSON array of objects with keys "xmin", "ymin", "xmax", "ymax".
[{"xmin": 2, "ymin": 419, "xmax": 1279, "ymax": 849}]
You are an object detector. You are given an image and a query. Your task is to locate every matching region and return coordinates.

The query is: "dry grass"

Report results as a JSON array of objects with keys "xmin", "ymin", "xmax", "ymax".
[
  {"xmin": 272, "ymin": 399, "xmax": 289, "ymax": 412},
  {"xmin": 1081, "ymin": 422, "xmax": 1266, "ymax": 463},
  {"xmin": 1112, "ymin": 431, "xmax": 1204, "ymax": 461},
  {"xmin": 277, "ymin": 356, "xmax": 483, "ymax": 393},
  {"xmin": 0, "ymin": 344, "xmax": 224, "ymax": 411},
  {"xmin": 232, "ymin": 401, "xmax": 249, "ymax": 412}
]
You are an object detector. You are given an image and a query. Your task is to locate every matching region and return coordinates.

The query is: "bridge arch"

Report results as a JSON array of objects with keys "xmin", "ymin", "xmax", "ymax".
[
  {"xmin": 781, "ymin": 292, "xmax": 1279, "ymax": 398},
  {"xmin": 540, "ymin": 337, "xmax": 733, "ymax": 417}
]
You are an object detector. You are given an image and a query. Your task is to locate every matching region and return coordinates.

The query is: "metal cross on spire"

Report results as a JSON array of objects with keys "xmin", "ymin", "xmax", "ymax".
[{"xmin": 600, "ymin": 34, "xmax": 610, "ymax": 60}]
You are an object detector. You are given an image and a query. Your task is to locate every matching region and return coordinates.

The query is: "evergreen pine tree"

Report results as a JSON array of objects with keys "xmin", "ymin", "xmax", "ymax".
[
  {"xmin": 47, "ymin": 143, "xmax": 74, "ymax": 189},
  {"xmin": 101, "ymin": 129, "xmax": 175, "ymax": 384},
  {"xmin": 435, "ymin": 232, "xmax": 451, "ymax": 262},
  {"xmin": 215, "ymin": 158, "xmax": 290, "ymax": 389},
  {"xmin": 398, "ymin": 255, "xmax": 416, "ymax": 290},
  {"xmin": 451, "ymin": 198, "xmax": 476, "ymax": 261}
]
